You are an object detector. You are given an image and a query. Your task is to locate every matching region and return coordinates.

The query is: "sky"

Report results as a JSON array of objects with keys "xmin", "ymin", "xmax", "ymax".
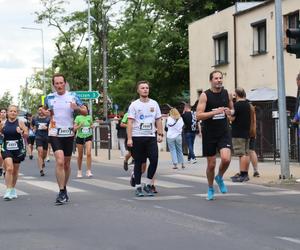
[{"xmin": 0, "ymin": 0, "xmax": 85, "ymax": 103}]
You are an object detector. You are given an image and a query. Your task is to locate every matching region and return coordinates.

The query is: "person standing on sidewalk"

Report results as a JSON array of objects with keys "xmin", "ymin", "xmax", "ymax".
[
  {"xmin": 116, "ymin": 112, "xmax": 127, "ymax": 159},
  {"xmin": 44, "ymin": 73, "xmax": 87, "ymax": 205},
  {"xmin": 229, "ymin": 88, "xmax": 251, "ymax": 182},
  {"xmin": 182, "ymin": 103, "xmax": 197, "ymax": 164},
  {"xmin": 196, "ymin": 70, "xmax": 233, "ymax": 200},
  {"xmin": 74, "ymin": 104, "xmax": 93, "ymax": 178},
  {"xmin": 32, "ymin": 105, "xmax": 50, "ymax": 177},
  {"xmin": 127, "ymin": 80, "xmax": 163, "ymax": 197},
  {"xmin": 166, "ymin": 108, "xmax": 185, "ymax": 169},
  {"xmin": 0, "ymin": 105, "xmax": 28, "ymax": 200}
]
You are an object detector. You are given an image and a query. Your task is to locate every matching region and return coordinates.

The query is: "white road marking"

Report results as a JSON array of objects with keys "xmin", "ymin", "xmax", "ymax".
[
  {"xmin": 0, "ymin": 183, "xmax": 28, "ymax": 196},
  {"xmin": 20, "ymin": 176, "xmax": 37, "ymax": 180},
  {"xmin": 74, "ymin": 178, "xmax": 132, "ymax": 190},
  {"xmin": 117, "ymin": 177, "xmax": 192, "ymax": 188},
  {"xmin": 253, "ymin": 190, "xmax": 300, "ymax": 196},
  {"xmin": 162, "ymin": 174, "xmax": 243, "ymax": 186},
  {"xmin": 154, "ymin": 205, "xmax": 226, "ymax": 225},
  {"xmin": 275, "ymin": 236, "xmax": 300, "ymax": 244},
  {"xmin": 22, "ymin": 180, "xmax": 85, "ymax": 193},
  {"xmin": 134, "ymin": 195, "xmax": 187, "ymax": 201},
  {"xmin": 193, "ymin": 193, "xmax": 246, "ymax": 197}
]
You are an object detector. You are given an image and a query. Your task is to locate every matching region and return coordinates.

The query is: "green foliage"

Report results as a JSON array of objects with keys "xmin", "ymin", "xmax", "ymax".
[{"xmin": 0, "ymin": 91, "xmax": 13, "ymax": 110}]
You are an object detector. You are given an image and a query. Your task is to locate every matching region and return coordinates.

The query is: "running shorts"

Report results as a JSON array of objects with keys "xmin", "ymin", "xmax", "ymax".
[
  {"xmin": 202, "ymin": 131, "xmax": 232, "ymax": 157},
  {"xmin": 75, "ymin": 135, "xmax": 93, "ymax": 145},
  {"xmin": 49, "ymin": 136, "xmax": 74, "ymax": 157}
]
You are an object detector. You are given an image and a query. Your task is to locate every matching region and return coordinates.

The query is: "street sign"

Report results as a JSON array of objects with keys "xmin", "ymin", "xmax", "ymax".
[{"xmin": 73, "ymin": 91, "xmax": 100, "ymax": 99}]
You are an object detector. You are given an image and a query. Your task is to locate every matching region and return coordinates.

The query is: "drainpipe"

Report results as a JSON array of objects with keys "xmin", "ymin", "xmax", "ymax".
[{"xmin": 233, "ymin": 13, "xmax": 237, "ymax": 89}]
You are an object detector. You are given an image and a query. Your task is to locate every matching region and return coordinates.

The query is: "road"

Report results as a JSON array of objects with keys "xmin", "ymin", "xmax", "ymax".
[{"xmin": 1, "ymin": 156, "xmax": 300, "ymax": 250}]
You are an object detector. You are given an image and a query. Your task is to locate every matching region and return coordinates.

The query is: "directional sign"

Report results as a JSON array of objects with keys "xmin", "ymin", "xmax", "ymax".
[{"xmin": 73, "ymin": 91, "xmax": 100, "ymax": 99}]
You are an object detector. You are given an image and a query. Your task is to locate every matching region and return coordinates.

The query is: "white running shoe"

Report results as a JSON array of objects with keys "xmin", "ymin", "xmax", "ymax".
[
  {"xmin": 86, "ymin": 170, "xmax": 93, "ymax": 177},
  {"xmin": 77, "ymin": 170, "xmax": 83, "ymax": 178},
  {"xmin": 10, "ymin": 188, "xmax": 18, "ymax": 199},
  {"xmin": 3, "ymin": 189, "xmax": 12, "ymax": 201}
]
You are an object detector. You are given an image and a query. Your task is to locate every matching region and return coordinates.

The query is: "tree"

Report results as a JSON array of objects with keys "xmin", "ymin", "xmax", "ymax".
[{"xmin": 0, "ymin": 91, "xmax": 13, "ymax": 109}]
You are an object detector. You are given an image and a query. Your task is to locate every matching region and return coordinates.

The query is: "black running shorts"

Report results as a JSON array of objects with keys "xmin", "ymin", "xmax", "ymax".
[
  {"xmin": 49, "ymin": 136, "xmax": 74, "ymax": 157},
  {"xmin": 36, "ymin": 137, "xmax": 49, "ymax": 150},
  {"xmin": 75, "ymin": 135, "xmax": 93, "ymax": 145},
  {"xmin": 202, "ymin": 131, "xmax": 232, "ymax": 157}
]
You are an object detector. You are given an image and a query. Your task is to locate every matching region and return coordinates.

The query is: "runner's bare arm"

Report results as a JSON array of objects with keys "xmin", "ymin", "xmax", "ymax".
[{"xmin": 127, "ymin": 118, "xmax": 133, "ymax": 147}]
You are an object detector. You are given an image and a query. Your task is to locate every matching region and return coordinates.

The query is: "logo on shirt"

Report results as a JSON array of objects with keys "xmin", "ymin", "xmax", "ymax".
[
  {"xmin": 150, "ymin": 107, "xmax": 155, "ymax": 112},
  {"xmin": 139, "ymin": 114, "xmax": 145, "ymax": 120}
]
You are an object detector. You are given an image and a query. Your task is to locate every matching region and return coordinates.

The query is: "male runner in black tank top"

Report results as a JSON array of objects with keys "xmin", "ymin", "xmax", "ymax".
[{"xmin": 196, "ymin": 70, "xmax": 234, "ymax": 200}]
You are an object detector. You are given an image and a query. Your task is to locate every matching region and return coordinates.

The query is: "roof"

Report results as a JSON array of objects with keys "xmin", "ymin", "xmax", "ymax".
[{"xmin": 234, "ymin": 0, "xmax": 273, "ymax": 16}]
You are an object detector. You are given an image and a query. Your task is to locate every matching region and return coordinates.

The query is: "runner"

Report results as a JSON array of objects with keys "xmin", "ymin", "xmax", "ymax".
[
  {"xmin": 0, "ymin": 105, "xmax": 28, "ymax": 200},
  {"xmin": 127, "ymin": 80, "xmax": 163, "ymax": 197},
  {"xmin": 196, "ymin": 70, "xmax": 233, "ymax": 200},
  {"xmin": 25, "ymin": 113, "xmax": 35, "ymax": 160},
  {"xmin": 32, "ymin": 105, "xmax": 50, "ymax": 176},
  {"xmin": 0, "ymin": 108, "xmax": 7, "ymax": 176},
  {"xmin": 44, "ymin": 73, "xmax": 87, "ymax": 205},
  {"xmin": 74, "ymin": 104, "xmax": 93, "ymax": 178}
]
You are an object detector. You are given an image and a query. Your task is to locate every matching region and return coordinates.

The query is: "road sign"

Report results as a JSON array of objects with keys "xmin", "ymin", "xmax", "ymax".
[{"xmin": 73, "ymin": 91, "xmax": 100, "ymax": 99}]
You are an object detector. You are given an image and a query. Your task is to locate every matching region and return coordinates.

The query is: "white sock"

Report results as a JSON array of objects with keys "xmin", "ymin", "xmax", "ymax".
[{"xmin": 145, "ymin": 178, "xmax": 152, "ymax": 186}]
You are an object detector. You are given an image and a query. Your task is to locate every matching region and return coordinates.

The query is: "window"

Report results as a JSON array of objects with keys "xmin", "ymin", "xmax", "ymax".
[
  {"xmin": 252, "ymin": 20, "xmax": 267, "ymax": 55},
  {"xmin": 286, "ymin": 11, "xmax": 299, "ymax": 45},
  {"xmin": 213, "ymin": 32, "xmax": 228, "ymax": 65}
]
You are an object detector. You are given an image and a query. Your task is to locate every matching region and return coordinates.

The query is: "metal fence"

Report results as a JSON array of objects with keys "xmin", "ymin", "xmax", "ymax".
[{"xmin": 93, "ymin": 122, "xmax": 112, "ymax": 160}]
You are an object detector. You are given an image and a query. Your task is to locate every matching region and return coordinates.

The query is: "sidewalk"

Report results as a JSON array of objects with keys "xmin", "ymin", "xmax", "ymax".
[{"xmin": 90, "ymin": 148, "xmax": 300, "ymax": 188}]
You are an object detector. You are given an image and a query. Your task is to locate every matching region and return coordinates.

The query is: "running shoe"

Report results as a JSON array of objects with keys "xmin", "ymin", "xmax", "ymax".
[
  {"xmin": 40, "ymin": 170, "xmax": 45, "ymax": 177},
  {"xmin": 29, "ymin": 155, "xmax": 33, "ymax": 160},
  {"xmin": 191, "ymin": 158, "xmax": 197, "ymax": 164},
  {"xmin": 135, "ymin": 187, "xmax": 144, "ymax": 197},
  {"xmin": 3, "ymin": 189, "xmax": 12, "ymax": 201},
  {"xmin": 86, "ymin": 170, "xmax": 93, "ymax": 177},
  {"xmin": 215, "ymin": 175, "xmax": 228, "ymax": 193},
  {"xmin": 46, "ymin": 157, "xmax": 50, "ymax": 162},
  {"xmin": 207, "ymin": 187, "xmax": 215, "ymax": 200},
  {"xmin": 65, "ymin": 190, "xmax": 69, "ymax": 202},
  {"xmin": 253, "ymin": 171, "xmax": 260, "ymax": 177},
  {"xmin": 151, "ymin": 185, "xmax": 158, "ymax": 193},
  {"xmin": 10, "ymin": 188, "xmax": 18, "ymax": 199},
  {"xmin": 123, "ymin": 161, "xmax": 128, "ymax": 171},
  {"xmin": 143, "ymin": 184, "xmax": 154, "ymax": 196},
  {"xmin": 231, "ymin": 175, "xmax": 250, "ymax": 182},
  {"xmin": 77, "ymin": 170, "xmax": 83, "ymax": 178},
  {"xmin": 55, "ymin": 191, "xmax": 67, "ymax": 205},
  {"xmin": 130, "ymin": 172, "xmax": 135, "ymax": 187}
]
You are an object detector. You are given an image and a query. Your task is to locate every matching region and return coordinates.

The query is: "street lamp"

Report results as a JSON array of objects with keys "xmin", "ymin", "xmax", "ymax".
[
  {"xmin": 21, "ymin": 26, "xmax": 46, "ymax": 96},
  {"xmin": 87, "ymin": 0, "xmax": 93, "ymax": 118}
]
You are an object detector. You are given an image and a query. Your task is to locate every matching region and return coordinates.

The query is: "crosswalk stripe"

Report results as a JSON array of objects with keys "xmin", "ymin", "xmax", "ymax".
[
  {"xmin": 134, "ymin": 195, "xmax": 186, "ymax": 201},
  {"xmin": 21, "ymin": 180, "xmax": 86, "ymax": 193},
  {"xmin": 117, "ymin": 177, "xmax": 192, "ymax": 188},
  {"xmin": 275, "ymin": 236, "xmax": 300, "ymax": 245},
  {"xmin": 193, "ymin": 193, "xmax": 246, "ymax": 198},
  {"xmin": 74, "ymin": 178, "xmax": 132, "ymax": 190},
  {"xmin": 253, "ymin": 190, "xmax": 300, "ymax": 196},
  {"xmin": 162, "ymin": 174, "xmax": 243, "ymax": 186},
  {"xmin": 0, "ymin": 183, "xmax": 28, "ymax": 196}
]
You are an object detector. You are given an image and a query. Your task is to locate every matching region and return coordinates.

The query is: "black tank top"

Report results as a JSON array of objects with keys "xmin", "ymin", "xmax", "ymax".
[
  {"xmin": 2, "ymin": 119, "xmax": 22, "ymax": 141},
  {"xmin": 202, "ymin": 88, "xmax": 229, "ymax": 136}
]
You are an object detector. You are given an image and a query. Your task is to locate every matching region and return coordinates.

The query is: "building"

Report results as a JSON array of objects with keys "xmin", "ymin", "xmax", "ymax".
[{"xmin": 188, "ymin": 0, "xmax": 300, "ymax": 103}]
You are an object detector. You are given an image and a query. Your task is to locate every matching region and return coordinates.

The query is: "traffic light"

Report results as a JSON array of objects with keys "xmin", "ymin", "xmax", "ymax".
[{"xmin": 286, "ymin": 26, "xmax": 300, "ymax": 59}]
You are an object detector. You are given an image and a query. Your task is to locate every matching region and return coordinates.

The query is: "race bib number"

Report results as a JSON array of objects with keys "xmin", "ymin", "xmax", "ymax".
[
  {"xmin": 6, "ymin": 140, "xmax": 19, "ymax": 150},
  {"xmin": 81, "ymin": 127, "xmax": 91, "ymax": 134},
  {"xmin": 212, "ymin": 108, "xmax": 225, "ymax": 120},
  {"xmin": 140, "ymin": 123, "xmax": 152, "ymax": 131},
  {"xmin": 38, "ymin": 123, "xmax": 47, "ymax": 130},
  {"xmin": 48, "ymin": 128, "xmax": 58, "ymax": 136},
  {"xmin": 58, "ymin": 128, "xmax": 73, "ymax": 137}
]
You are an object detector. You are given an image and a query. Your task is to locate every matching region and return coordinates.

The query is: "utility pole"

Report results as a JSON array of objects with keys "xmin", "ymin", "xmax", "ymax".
[
  {"xmin": 274, "ymin": 0, "xmax": 290, "ymax": 179},
  {"xmin": 87, "ymin": 0, "xmax": 93, "ymax": 118},
  {"xmin": 102, "ymin": 7, "xmax": 108, "ymax": 121}
]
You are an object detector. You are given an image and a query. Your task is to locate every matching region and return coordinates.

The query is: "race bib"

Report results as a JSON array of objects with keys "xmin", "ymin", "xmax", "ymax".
[
  {"xmin": 6, "ymin": 140, "xmax": 19, "ymax": 150},
  {"xmin": 58, "ymin": 128, "xmax": 73, "ymax": 137},
  {"xmin": 48, "ymin": 128, "xmax": 58, "ymax": 136},
  {"xmin": 212, "ymin": 108, "xmax": 225, "ymax": 120},
  {"xmin": 29, "ymin": 129, "xmax": 35, "ymax": 137},
  {"xmin": 38, "ymin": 123, "xmax": 47, "ymax": 130},
  {"xmin": 81, "ymin": 127, "xmax": 91, "ymax": 134},
  {"xmin": 140, "ymin": 123, "xmax": 152, "ymax": 131}
]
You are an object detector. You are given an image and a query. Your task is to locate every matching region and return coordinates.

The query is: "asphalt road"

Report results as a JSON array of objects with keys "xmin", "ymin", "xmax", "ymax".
[{"xmin": 1, "ymin": 156, "xmax": 300, "ymax": 250}]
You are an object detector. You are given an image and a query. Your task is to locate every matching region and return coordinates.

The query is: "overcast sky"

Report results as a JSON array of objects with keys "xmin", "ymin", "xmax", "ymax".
[{"xmin": 0, "ymin": 0, "xmax": 85, "ymax": 103}]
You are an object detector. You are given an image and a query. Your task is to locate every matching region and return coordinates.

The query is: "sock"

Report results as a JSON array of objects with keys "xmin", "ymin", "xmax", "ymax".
[
  {"xmin": 60, "ymin": 189, "xmax": 64, "ymax": 193},
  {"xmin": 240, "ymin": 171, "xmax": 248, "ymax": 177},
  {"xmin": 135, "ymin": 184, "xmax": 142, "ymax": 189},
  {"xmin": 253, "ymin": 167, "xmax": 258, "ymax": 172}
]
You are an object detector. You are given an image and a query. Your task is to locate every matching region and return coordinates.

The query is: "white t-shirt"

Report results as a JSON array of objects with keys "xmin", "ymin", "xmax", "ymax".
[
  {"xmin": 166, "ymin": 117, "xmax": 184, "ymax": 139},
  {"xmin": 128, "ymin": 99, "xmax": 162, "ymax": 137}
]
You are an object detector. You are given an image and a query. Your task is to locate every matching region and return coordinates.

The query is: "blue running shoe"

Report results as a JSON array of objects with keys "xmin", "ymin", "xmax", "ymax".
[
  {"xmin": 207, "ymin": 187, "xmax": 215, "ymax": 200},
  {"xmin": 215, "ymin": 175, "xmax": 228, "ymax": 193},
  {"xmin": 10, "ymin": 188, "xmax": 18, "ymax": 199}
]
